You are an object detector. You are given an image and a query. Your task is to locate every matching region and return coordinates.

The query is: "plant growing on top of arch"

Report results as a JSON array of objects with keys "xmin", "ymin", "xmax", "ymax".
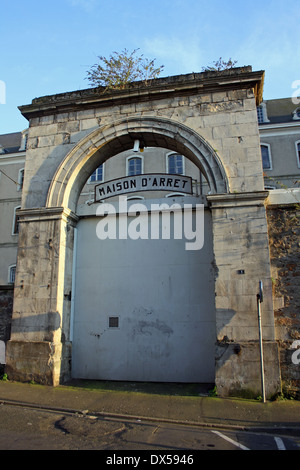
[
  {"xmin": 86, "ymin": 48, "xmax": 164, "ymax": 91},
  {"xmin": 202, "ymin": 57, "xmax": 238, "ymax": 72}
]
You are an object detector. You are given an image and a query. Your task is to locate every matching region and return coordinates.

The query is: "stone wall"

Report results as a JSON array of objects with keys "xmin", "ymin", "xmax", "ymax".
[
  {"xmin": 267, "ymin": 204, "xmax": 300, "ymax": 398},
  {"xmin": 0, "ymin": 285, "xmax": 14, "ymax": 374}
]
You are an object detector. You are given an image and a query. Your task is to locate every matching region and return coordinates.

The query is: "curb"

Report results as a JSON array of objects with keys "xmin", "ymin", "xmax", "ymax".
[{"xmin": 1, "ymin": 397, "xmax": 300, "ymax": 436}]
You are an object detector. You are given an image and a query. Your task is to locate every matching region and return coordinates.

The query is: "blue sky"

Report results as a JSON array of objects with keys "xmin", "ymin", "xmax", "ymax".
[{"xmin": 1, "ymin": 0, "xmax": 299, "ymax": 134}]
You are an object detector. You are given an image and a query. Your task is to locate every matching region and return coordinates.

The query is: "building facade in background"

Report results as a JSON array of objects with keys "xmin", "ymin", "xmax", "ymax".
[{"xmin": 258, "ymin": 98, "xmax": 300, "ymax": 189}]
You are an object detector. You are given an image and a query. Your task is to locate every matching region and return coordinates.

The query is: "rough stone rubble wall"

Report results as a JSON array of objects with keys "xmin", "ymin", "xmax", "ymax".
[{"xmin": 267, "ymin": 205, "xmax": 300, "ymax": 398}]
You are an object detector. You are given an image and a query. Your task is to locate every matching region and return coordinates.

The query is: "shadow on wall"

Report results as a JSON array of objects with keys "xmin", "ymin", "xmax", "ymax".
[
  {"xmin": 11, "ymin": 311, "xmax": 61, "ymax": 336},
  {"xmin": 215, "ymin": 308, "xmax": 236, "ymax": 356}
]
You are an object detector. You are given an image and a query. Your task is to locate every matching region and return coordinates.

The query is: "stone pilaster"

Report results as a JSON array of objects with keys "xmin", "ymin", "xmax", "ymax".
[
  {"xmin": 208, "ymin": 192, "xmax": 281, "ymax": 397},
  {"xmin": 5, "ymin": 207, "xmax": 77, "ymax": 385}
]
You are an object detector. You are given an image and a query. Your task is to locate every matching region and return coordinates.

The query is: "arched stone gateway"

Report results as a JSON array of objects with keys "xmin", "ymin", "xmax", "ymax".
[
  {"xmin": 6, "ymin": 68, "xmax": 282, "ymax": 397},
  {"xmin": 46, "ymin": 116, "xmax": 228, "ymax": 212},
  {"xmin": 44, "ymin": 117, "xmax": 228, "ymax": 384}
]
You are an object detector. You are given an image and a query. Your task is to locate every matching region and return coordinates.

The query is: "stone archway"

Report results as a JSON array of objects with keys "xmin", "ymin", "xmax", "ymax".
[
  {"xmin": 46, "ymin": 116, "xmax": 229, "ymax": 212},
  {"xmin": 49, "ymin": 118, "xmax": 228, "ymax": 384},
  {"xmin": 6, "ymin": 69, "xmax": 281, "ymax": 396},
  {"xmin": 7, "ymin": 117, "xmax": 228, "ymax": 386}
]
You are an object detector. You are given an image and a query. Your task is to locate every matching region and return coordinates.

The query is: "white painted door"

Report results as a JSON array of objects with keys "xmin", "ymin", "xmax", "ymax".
[{"xmin": 72, "ymin": 205, "xmax": 216, "ymax": 383}]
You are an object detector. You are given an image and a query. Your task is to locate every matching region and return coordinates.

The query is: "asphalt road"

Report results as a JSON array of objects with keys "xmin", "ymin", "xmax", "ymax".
[{"xmin": 0, "ymin": 402, "xmax": 299, "ymax": 453}]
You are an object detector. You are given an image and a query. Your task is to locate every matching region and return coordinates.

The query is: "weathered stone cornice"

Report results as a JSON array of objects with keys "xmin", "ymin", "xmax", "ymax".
[
  {"xmin": 207, "ymin": 191, "xmax": 269, "ymax": 209},
  {"xmin": 16, "ymin": 207, "xmax": 79, "ymax": 224},
  {"xmin": 19, "ymin": 67, "xmax": 265, "ymax": 120}
]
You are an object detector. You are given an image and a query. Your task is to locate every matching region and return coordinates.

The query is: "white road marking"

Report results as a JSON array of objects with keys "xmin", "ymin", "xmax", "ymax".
[
  {"xmin": 211, "ymin": 430, "xmax": 250, "ymax": 450},
  {"xmin": 274, "ymin": 437, "xmax": 286, "ymax": 450}
]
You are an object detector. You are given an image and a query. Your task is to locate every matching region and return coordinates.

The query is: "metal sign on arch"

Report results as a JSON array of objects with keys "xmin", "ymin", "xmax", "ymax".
[{"xmin": 95, "ymin": 174, "xmax": 193, "ymax": 202}]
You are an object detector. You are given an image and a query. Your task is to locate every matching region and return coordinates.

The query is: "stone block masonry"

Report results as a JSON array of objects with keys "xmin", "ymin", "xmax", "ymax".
[{"xmin": 208, "ymin": 192, "xmax": 281, "ymax": 398}]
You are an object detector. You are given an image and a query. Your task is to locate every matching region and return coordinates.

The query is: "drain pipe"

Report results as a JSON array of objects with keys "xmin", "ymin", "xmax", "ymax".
[{"xmin": 257, "ymin": 280, "xmax": 266, "ymax": 403}]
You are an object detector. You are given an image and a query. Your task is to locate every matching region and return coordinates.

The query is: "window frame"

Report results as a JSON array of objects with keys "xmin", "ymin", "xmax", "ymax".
[
  {"xmin": 19, "ymin": 129, "xmax": 29, "ymax": 151},
  {"xmin": 260, "ymin": 143, "xmax": 273, "ymax": 171},
  {"xmin": 127, "ymin": 195, "xmax": 145, "ymax": 201},
  {"xmin": 257, "ymin": 106, "xmax": 264, "ymax": 124},
  {"xmin": 88, "ymin": 164, "xmax": 105, "ymax": 184},
  {"xmin": 126, "ymin": 155, "xmax": 144, "ymax": 176},
  {"xmin": 257, "ymin": 103, "xmax": 270, "ymax": 124},
  {"xmin": 166, "ymin": 152, "xmax": 185, "ymax": 175},
  {"xmin": 18, "ymin": 168, "xmax": 25, "ymax": 191},
  {"xmin": 12, "ymin": 206, "xmax": 21, "ymax": 235},
  {"xmin": 8, "ymin": 264, "xmax": 16, "ymax": 284},
  {"xmin": 165, "ymin": 192, "xmax": 187, "ymax": 198},
  {"xmin": 295, "ymin": 140, "xmax": 300, "ymax": 168}
]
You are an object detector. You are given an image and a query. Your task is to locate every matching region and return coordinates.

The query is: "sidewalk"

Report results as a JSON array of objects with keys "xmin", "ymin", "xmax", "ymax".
[{"xmin": 0, "ymin": 380, "xmax": 300, "ymax": 434}]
